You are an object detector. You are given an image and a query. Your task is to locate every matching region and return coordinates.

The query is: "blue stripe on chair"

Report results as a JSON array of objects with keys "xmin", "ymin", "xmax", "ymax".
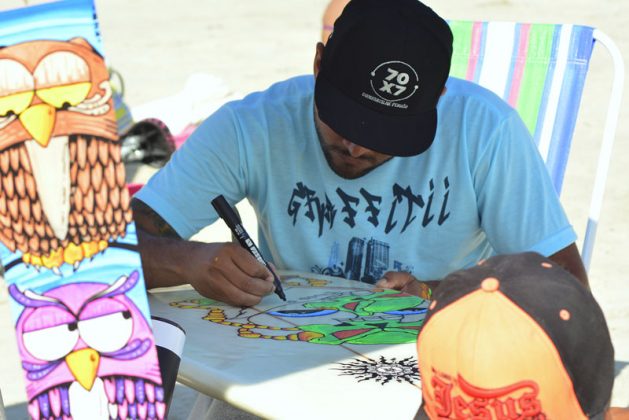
[{"xmin": 547, "ymin": 25, "xmax": 594, "ymax": 193}]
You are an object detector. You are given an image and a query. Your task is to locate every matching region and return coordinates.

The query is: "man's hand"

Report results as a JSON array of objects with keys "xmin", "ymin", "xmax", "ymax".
[
  {"xmin": 131, "ymin": 198, "xmax": 275, "ymax": 306},
  {"xmin": 376, "ymin": 271, "xmax": 434, "ymax": 300},
  {"xmin": 186, "ymin": 242, "xmax": 276, "ymax": 306}
]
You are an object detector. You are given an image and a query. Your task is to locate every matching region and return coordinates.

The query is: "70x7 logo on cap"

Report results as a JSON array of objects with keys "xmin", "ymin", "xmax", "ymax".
[{"xmin": 370, "ymin": 61, "xmax": 419, "ymax": 103}]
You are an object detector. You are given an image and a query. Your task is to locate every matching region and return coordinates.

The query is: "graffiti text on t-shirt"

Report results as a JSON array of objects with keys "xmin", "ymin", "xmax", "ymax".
[
  {"xmin": 287, "ymin": 177, "xmax": 450, "ymax": 236},
  {"xmin": 287, "ymin": 182, "xmax": 337, "ymax": 236}
]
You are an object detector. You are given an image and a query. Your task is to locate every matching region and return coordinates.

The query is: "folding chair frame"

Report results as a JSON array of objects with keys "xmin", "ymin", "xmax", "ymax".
[{"xmin": 582, "ymin": 30, "xmax": 624, "ymax": 271}]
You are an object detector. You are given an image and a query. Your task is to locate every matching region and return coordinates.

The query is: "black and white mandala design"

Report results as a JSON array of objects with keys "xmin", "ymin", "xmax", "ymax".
[{"xmin": 333, "ymin": 356, "xmax": 420, "ymax": 385}]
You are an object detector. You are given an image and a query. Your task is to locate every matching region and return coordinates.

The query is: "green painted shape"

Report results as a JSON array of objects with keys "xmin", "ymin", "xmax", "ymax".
[
  {"xmin": 300, "ymin": 290, "xmax": 426, "ymax": 344},
  {"xmin": 304, "ymin": 289, "xmax": 425, "ymax": 316},
  {"xmin": 302, "ymin": 319, "xmax": 423, "ymax": 345}
]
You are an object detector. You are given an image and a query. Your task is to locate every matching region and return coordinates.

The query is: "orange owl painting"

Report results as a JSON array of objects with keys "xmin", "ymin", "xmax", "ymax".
[{"xmin": 0, "ymin": 37, "xmax": 133, "ymax": 272}]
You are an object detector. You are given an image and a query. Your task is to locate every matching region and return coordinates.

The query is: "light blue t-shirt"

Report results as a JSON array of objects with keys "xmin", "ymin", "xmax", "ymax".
[{"xmin": 136, "ymin": 75, "xmax": 576, "ymax": 283}]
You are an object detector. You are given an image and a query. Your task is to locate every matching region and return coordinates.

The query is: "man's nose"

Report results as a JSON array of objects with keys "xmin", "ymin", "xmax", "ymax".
[{"xmin": 342, "ymin": 140, "xmax": 369, "ymax": 157}]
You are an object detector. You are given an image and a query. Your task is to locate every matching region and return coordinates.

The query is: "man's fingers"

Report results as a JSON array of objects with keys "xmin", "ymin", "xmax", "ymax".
[
  {"xmin": 226, "ymin": 286, "xmax": 269, "ymax": 307},
  {"xmin": 218, "ymin": 283, "xmax": 267, "ymax": 307},
  {"xmin": 201, "ymin": 270, "xmax": 273, "ymax": 306},
  {"xmin": 226, "ymin": 245, "xmax": 274, "ymax": 280},
  {"xmin": 213, "ymin": 265, "xmax": 274, "ymax": 298},
  {"xmin": 219, "ymin": 250, "xmax": 275, "ymax": 296},
  {"xmin": 376, "ymin": 271, "xmax": 396, "ymax": 287},
  {"xmin": 374, "ymin": 278, "xmax": 390, "ymax": 288},
  {"xmin": 238, "ymin": 274, "xmax": 276, "ymax": 297},
  {"xmin": 377, "ymin": 271, "xmax": 414, "ymax": 290}
]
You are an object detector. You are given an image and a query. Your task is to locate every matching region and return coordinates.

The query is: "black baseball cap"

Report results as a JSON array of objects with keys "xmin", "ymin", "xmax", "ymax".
[
  {"xmin": 314, "ymin": 0, "xmax": 453, "ymax": 157},
  {"xmin": 417, "ymin": 252, "xmax": 614, "ymax": 419}
]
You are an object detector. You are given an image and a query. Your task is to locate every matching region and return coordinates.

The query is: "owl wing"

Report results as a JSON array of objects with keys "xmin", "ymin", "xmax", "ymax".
[{"xmin": 0, "ymin": 134, "xmax": 132, "ymax": 268}]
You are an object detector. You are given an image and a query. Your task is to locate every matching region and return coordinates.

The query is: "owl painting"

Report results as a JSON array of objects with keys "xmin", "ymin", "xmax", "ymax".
[
  {"xmin": 0, "ymin": 37, "xmax": 133, "ymax": 272},
  {"xmin": 9, "ymin": 270, "xmax": 166, "ymax": 420}
]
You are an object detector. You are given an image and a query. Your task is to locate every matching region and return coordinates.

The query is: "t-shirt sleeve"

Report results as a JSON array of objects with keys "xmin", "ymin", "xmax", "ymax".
[
  {"xmin": 134, "ymin": 105, "xmax": 248, "ymax": 239},
  {"xmin": 473, "ymin": 111, "xmax": 577, "ymax": 256}
]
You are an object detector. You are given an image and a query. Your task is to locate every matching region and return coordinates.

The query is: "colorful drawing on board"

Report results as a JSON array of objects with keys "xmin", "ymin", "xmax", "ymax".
[
  {"xmin": 0, "ymin": 1, "xmax": 165, "ymax": 419},
  {"xmin": 0, "ymin": 36, "xmax": 131, "ymax": 271},
  {"xmin": 333, "ymin": 356, "xmax": 420, "ymax": 385},
  {"xmin": 9, "ymin": 271, "xmax": 165, "ymax": 420},
  {"xmin": 170, "ymin": 285, "xmax": 428, "ymax": 345}
]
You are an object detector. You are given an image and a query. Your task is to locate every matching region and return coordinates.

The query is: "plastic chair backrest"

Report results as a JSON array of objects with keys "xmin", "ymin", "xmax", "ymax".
[{"xmin": 448, "ymin": 21, "xmax": 624, "ymax": 270}]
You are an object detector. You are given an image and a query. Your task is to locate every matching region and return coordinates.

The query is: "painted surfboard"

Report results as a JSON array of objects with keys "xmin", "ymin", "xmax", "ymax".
[
  {"xmin": 0, "ymin": 1, "xmax": 167, "ymax": 418},
  {"xmin": 148, "ymin": 271, "xmax": 427, "ymax": 419}
]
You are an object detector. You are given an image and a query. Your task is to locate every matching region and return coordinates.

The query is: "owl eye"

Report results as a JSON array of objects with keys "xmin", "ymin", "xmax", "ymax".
[
  {"xmin": 33, "ymin": 51, "xmax": 91, "ymax": 108},
  {"xmin": 36, "ymin": 83, "xmax": 92, "ymax": 108},
  {"xmin": 22, "ymin": 323, "xmax": 80, "ymax": 361},
  {"xmin": 78, "ymin": 310, "xmax": 133, "ymax": 353},
  {"xmin": 0, "ymin": 59, "xmax": 35, "ymax": 116}
]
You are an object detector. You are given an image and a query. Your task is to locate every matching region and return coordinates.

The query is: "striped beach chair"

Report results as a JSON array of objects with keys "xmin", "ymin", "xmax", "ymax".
[{"xmin": 448, "ymin": 21, "xmax": 624, "ymax": 271}]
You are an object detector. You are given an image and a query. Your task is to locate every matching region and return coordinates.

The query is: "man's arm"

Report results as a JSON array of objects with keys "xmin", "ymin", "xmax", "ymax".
[
  {"xmin": 132, "ymin": 197, "xmax": 182, "ymax": 240},
  {"xmin": 131, "ymin": 198, "xmax": 275, "ymax": 306},
  {"xmin": 548, "ymin": 243, "xmax": 589, "ymax": 289},
  {"xmin": 376, "ymin": 243, "xmax": 588, "ymax": 296}
]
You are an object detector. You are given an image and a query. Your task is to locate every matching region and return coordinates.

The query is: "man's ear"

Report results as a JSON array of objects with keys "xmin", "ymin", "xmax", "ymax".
[{"xmin": 313, "ymin": 42, "xmax": 325, "ymax": 77}]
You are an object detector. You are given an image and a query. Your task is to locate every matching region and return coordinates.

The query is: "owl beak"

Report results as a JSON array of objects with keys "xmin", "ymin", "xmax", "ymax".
[
  {"xmin": 18, "ymin": 103, "xmax": 56, "ymax": 147},
  {"xmin": 65, "ymin": 348, "xmax": 101, "ymax": 391}
]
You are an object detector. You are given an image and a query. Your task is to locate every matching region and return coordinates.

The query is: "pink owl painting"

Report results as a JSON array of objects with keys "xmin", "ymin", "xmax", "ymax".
[{"xmin": 9, "ymin": 270, "xmax": 166, "ymax": 420}]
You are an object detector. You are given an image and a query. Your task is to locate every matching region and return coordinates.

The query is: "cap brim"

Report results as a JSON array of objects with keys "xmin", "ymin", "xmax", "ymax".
[{"xmin": 315, "ymin": 74, "xmax": 437, "ymax": 157}]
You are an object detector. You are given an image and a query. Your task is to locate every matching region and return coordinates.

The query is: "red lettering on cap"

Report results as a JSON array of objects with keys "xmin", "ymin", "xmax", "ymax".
[{"xmin": 428, "ymin": 368, "xmax": 546, "ymax": 419}]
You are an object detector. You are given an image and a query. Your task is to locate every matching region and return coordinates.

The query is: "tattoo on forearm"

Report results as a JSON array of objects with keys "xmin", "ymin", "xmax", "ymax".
[{"xmin": 131, "ymin": 198, "xmax": 181, "ymax": 239}]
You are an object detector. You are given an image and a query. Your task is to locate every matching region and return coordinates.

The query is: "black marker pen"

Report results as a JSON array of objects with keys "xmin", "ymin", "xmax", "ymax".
[{"xmin": 211, "ymin": 195, "xmax": 287, "ymax": 301}]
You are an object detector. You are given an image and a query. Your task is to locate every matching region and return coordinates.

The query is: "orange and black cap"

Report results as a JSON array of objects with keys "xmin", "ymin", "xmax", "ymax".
[{"xmin": 417, "ymin": 252, "xmax": 614, "ymax": 419}]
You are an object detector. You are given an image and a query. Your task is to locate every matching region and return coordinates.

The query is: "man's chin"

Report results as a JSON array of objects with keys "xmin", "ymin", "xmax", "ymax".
[
  {"xmin": 321, "ymin": 147, "xmax": 389, "ymax": 179},
  {"xmin": 328, "ymin": 161, "xmax": 375, "ymax": 179}
]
